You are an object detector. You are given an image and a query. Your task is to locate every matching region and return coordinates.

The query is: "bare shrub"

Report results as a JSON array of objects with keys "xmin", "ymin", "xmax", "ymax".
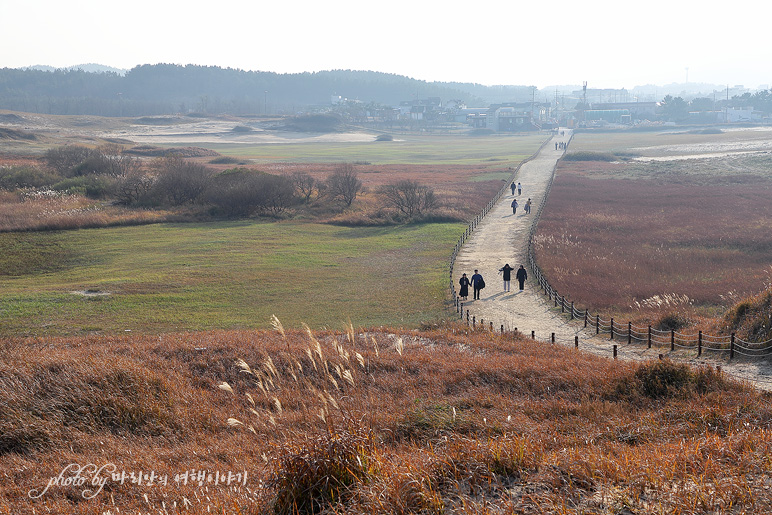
[
  {"xmin": 291, "ymin": 171, "xmax": 320, "ymax": 203},
  {"xmin": 206, "ymin": 168, "xmax": 295, "ymax": 216},
  {"xmin": 380, "ymin": 179, "xmax": 438, "ymax": 218},
  {"xmin": 43, "ymin": 145, "xmax": 92, "ymax": 176},
  {"xmin": 114, "ymin": 169, "xmax": 156, "ymax": 205},
  {"xmin": 152, "ymin": 155, "xmax": 213, "ymax": 206},
  {"xmin": 326, "ymin": 163, "xmax": 361, "ymax": 206}
]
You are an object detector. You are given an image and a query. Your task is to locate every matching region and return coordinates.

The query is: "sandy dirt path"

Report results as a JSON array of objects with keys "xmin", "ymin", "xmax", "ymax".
[{"xmin": 452, "ymin": 129, "xmax": 772, "ymax": 391}]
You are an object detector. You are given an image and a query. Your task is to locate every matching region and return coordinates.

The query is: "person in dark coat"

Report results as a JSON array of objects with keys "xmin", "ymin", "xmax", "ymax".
[
  {"xmin": 499, "ymin": 263, "xmax": 514, "ymax": 292},
  {"xmin": 515, "ymin": 265, "xmax": 528, "ymax": 291},
  {"xmin": 458, "ymin": 273, "xmax": 470, "ymax": 301},
  {"xmin": 511, "ymin": 198, "xmax": 518, "ymax": 214},
  {"xmin": 510, "ymin": 181, "xmax": 516, "ymax": 195},
  {"xmin": 470, "ymin": 269, "xmax": 484, "ymax": 300}
]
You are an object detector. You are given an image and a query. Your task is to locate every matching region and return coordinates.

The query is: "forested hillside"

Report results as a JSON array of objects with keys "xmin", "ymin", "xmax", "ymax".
[{"xmin": 0, "ymin": 65, "xmax": 485, "ymax": 117}]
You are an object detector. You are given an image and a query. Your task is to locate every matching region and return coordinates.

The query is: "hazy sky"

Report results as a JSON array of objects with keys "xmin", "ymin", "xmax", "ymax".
[{"xmin": 2, "ymin": 0, "xmax": 770, "ymax": 90}]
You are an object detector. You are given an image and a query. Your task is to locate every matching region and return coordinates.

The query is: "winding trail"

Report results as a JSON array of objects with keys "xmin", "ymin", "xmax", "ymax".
[{"xmin": 451, "ymin": 129, "xmax": 772, "ymax": 391}]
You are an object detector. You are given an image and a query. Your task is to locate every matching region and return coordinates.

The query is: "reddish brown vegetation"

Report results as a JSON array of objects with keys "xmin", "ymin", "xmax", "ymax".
[
  {"xmin": 534, "ymin": 160, "xmax": 772, "ymax": 328},
  {"xmin": 2, "ymin": 326, "xmax": 770, "ymax": 514}
]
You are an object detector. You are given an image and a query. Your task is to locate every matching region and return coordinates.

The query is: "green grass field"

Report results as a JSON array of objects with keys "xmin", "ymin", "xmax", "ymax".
[
  {"xmin": 208, "ymin": 133, "xmax": 545, "ymax": 166},
  {"xmin": 0, "ymin": 221, "xmax": 464, "ymax": 336}
]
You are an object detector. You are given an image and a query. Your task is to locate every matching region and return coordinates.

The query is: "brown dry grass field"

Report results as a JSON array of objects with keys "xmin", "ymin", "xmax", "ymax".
[
  {"xmin": 3, "ymin": 326, "xmax": 771, "ymax": 514},
  {"xmin": 533, "ymin": 134, "xmax": 772, "ymax": 334}
]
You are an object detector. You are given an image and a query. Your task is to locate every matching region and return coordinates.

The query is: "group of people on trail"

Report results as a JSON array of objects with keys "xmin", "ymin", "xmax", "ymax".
[
  {"xmin": 510, "ymin": 181, "xmax": 521, "ymax": 196},
  {"xmin": 555, "ymin": 141, "xmax": 567, "ymax": 151},
  {"xmin": 511, "ymin": 197, "xmax": 532, "ymax": 214},
  {"xmin": 458, "ymin": 264, "xmax": 527, "ymax": 300},
  {"xmin": 458, "ymin": 270, "xmax": 484, "ymax": 300}
]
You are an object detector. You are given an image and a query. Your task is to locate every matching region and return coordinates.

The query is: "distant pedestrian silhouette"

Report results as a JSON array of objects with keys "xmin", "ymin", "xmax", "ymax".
[
  {"xmin": 458, "ymin": 273, "xmax": 470, "ymax": 301},
  {"xmin": 499, "ymin": 263, "xmax": 514, "ymax": 292},
  {"xmin": 516, "ymin": 265, "xmax": 527, "ymax": 291},
  {"xmin": 470, "ymin": 269, "xmax": 485, "ymax": 300}
]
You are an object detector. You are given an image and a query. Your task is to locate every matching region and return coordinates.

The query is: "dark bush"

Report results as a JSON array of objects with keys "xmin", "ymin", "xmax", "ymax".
[
  {"xmin": 152, "ymin": 155, "xmax": 214, "ymax": 206},
  {"xmin": 375, "ymin": 134, "xmax": 393, "ymax": 141},
  {"xmin": 269, "ymin": 427, "xmax": 374, "ymax": 515},
  {"xmin": 52, "ymin": 175, "xmax": 114, "ymax": 198},
  {"xmin": 206, "ymin": 168, "xmax": 295, "ymax": 217},
  {"xmin": 43, "ymin": 145, "xmax": 93, "ymax": 176},
  {"xmin": 655, "ymin": 312, "xmax": 690, "ymax": 331},
  {"xmin": 0, "ymin": 165, "xmax": 59, "ymax": 190},
  {"xmin": 635, "ymin": 360, "xmax": 693, "ymax": 399},
  {"xmin": 209, "ymin": 156, "xmax": 243, "ymax": 165}
]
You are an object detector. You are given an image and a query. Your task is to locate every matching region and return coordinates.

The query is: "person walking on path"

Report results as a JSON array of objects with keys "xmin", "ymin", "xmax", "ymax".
[
  {"xmin": 511, "ymin": 198, "xmax": 518, "ymax": 214},
  {"xmin": 510, "ymin": 181, "xmax": 516, "ymax": 195},
  {"xmin": 524, "ymin": 198, "xmax": 532, "ymax": 214},
  {"xmin": 515, "ymin": 265, "xmax": 528, "ymax": 291},
  {"xmin": 471, "ymin": 269, "xmax": 485, "ymax": 300},
  {"xmin": 517, "ymin": 182, "xmax": 522, "ymax": 195},
  {"xmin": 499, "ymin": 264, "xmax": 514, "ymax": 292},
  {"xmin": 458, "ymin": 273, "xmax": 470, "ymax": 301}
]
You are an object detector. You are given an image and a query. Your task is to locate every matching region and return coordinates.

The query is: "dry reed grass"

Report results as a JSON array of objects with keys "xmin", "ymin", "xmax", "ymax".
[
  {"xmin": 534, "ymin": 160, "xmax": 772, "ymax": 329},
  {"xmin": 2, "ymin": 322, "xmax": 771, "ymax": 514},
  {"xmin": 0, "ymin": 190, "xmax": 169, "ymax": 232}
]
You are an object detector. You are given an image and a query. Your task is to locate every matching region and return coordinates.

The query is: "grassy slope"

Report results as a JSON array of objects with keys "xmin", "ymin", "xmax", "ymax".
[
  {"xmin": 0, "ymin": 221, "xmax": 463, "ymax": 336},
  {"xmin": 2, "ymin": 328, "xmax": 770, "ymax": 514}
]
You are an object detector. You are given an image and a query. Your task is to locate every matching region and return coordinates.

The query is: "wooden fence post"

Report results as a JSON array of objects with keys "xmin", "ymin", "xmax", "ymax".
[
  {"xmin": 490, "ymin": 321, "xmax": 493, "ymax": 332},
  {"xmin": 551, "ymin": 333, "xmax": 555, "ymax": 344},
  {"xmin": 531, "ymin": 330, "xmax": 535, "ymax": 340},
  {"xmin": 575, "ymin": 335, "xmax": 579, "ymax": 348},
  {"xmin": 648, "ymin": 325, "xmax": 652, "ymax": 348},
  {"xmin": 584, "ymin": 311, "xmax": 588, "ymax": 328},
  {"xmin": 698, "ymin": 331, "xmax": 702, "ymax": 357},
  {"xmin": 730, "ymin": 333, "xmax": 735, "ymax": 360},
  {"xmin": 472, "ymin": 316, "xmax": 476, "ymax": 329},
  {"xmin": 628, "ymin": 322, "xmax": 632, "ymax": 344},
  {"xmin": 500, "ymin": 324, "xmax": 504, "ymax": 333},
  {"xmin": 610, "ymin": 317, "xmax": 614, "ymax": 340},
  {"xmin": 596, "ymin": 315, "xmax": 600, "ymax": 334},
  {"xmin": 613, "ymin": 345, "xmax": 617, "ymax": 359},
  {"xmin": 670, "ymin": 330, "xmax": 675, "ymax": 351}
]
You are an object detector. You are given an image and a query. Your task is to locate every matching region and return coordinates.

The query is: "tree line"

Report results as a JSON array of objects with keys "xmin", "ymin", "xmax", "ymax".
[
  {"xmin": 0, "ymin": 65, "xmax": 481, "ymax": 117},
  {"xmin": 659, "ymin": 90, "xmax": 772, "ymax": 122}
]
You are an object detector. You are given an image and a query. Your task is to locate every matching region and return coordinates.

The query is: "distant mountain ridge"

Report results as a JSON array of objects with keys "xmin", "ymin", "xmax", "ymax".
[
  {"xmin": 25, "ymin": 63, "xmax": 128, "ymax": 75},
  {"xmin": 0, "ymin": 64, "xmax": 488, "ymax": 117},
  {"xmin": 0, "ymin": 64, "xmax": 762, "ymax": 118}
]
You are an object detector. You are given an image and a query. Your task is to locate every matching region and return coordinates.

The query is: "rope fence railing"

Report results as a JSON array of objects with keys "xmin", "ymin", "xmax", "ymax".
[
  {"xmin": 447, "ymin": 130, "xmax": 772, "ymax": 369},
  {"xmin": 530, "ymin": 257, "xmax": 772, "ymax": 359}
]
